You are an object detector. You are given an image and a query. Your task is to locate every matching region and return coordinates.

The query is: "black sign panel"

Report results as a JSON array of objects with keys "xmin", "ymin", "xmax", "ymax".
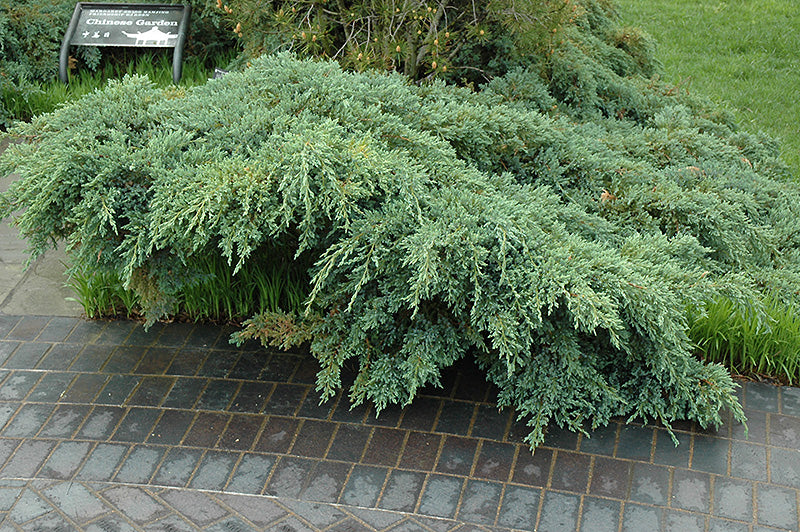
[
  {"xmin": 70, "ymin": 5, "xmax": 185, "ymax": 47},
  {"xmin": 60, "ymin": 3, "xmax": 190, "ymax": 83}
]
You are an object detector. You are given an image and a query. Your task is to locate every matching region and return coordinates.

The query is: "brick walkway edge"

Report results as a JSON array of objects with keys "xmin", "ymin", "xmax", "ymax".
[{"xmin": 0, "ymin": 315, "xmax": 798, "ymax": 531}]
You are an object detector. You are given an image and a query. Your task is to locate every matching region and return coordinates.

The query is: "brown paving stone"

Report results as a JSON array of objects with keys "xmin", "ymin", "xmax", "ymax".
[
  {"xmin": 580, "ymin": 423, "xmax": 618, "ymax": 455},
  {"xmin": 166, "ymin": 348, "xmax": 208, "ymax": 376},
  {"xmin": 291, "ymin": 356, "xmax": 320, "ymax": 385},
  {"xmin": 2, "ymin": 403, "xmax": 56, "ymax": 438},
  {"xmin": 473, "ymin": 440, "xmax": 515, "ymax": 482},
  {"xmin": 340, "ymin": 465, "xmax": 389, "ymax": 508},
  {"xmin": 197, "ymin": 350, "xmax": 239, "ymax": 378},
  {"xmin": 589, "ymin": 456, "xmax": 631, "ymax": 499},
  {"xmin": 35, "ymin": 343, "xmax": 82, "ymax": 371},
  {"xmin": 196, "ymin": 378, "xmax": 240, "ymax": 410},
  {"xmin": 75, "ymin": 443, "xmax": 128, "ymax": 481},
  {"xmin": 331, "ymin": 396, "xmax": 369, "ymax": 424},
  {"xmin": 327, "ymin": 424, "xmax": 370, "ymax": 462},
  {"xmin": 399, "ymin": 432, "xmax": 441, "ymax": 471},
  {"xmin": 183, "ymin": 412, "xmax": 230, "ymax": 448},
  {"xmin": 3, "ymin": 342, "xmax": 49, "ymax": 369},
  {"xmin": 229, "ymin": 352, "xmax": 266, "ymax": 380},
  {"xmin": 470, "ymin": 405, "xmax": 511, "ymax": 441},
  {"xmin": 38, "ymin": 441, "xmax": 92, "ymax": 479},
  {"xmin": 218, "ymin": 414, "xmax": 265, "ymax": 451},
  {"xmin": 745, "ymin": 381, "xmax": 780, "ymax": 412},
  {"xmin": 290, "ymin": 420, "xmax": 336, "ymax": 458},
  {"xmin": 362, "ymin": 427, "xmax": 405, "ymax": 467},
  {"xmin": 162, "ymin": 377, "xmax": 205, "ymax": 409},
  {"xmin": 96, "ymin": 374, "xmax": 140, "ymax": 405},
  {"xmin": 110, "ymin": 407, "xmax": 161, "ymax": 442},
  {"xmin": 127, "ymin": 376, "xmax": 175, "ymax": 407},
  {"xmin": 498, "ymin": 485, "xmax": 541, "ymax": 529},
  {"xmin": 7, "ymin": 317, "xmax": 50, "ymax": 342},
  {"xmin": 263, "ymin": 383, "xmax": 307, "ymax": 416},
  {"xmin": 365, "ymin": 404, "xmax": 403, "ymax": 428},
  {"xmin": 60, "ymin": 373, "xmax": 107, "ymax": 403},
  {"xmin": 542, "ymin": 424, "xmax": 580, "ymax": 451},
  {"xmin": 736, "ymin": 409, "xmax": 767, "ymax": 443},
  {"xmin": 102, "ymin": 485, "xmax": 170, "ymax": 524},
  {"xmin": 691, "ymin": 434, "xmax": 729, "ymax": 475},
  {"xmin": 103, "ymin": 345, "xmax": 147, "ymax": 373},
  {"xmin": 549, "ymin": 450, "xmax": 591, "ymax": 493},
  {"xmin": 217, "ymin": 493, "xmax": 288, "ymax": 527},
  {"xmin": 756, "ymin": 484, "xmax": 799, "ymax": 529},
  {"xmin": 435, "ymin": 436, "xmax": 477, "ymax": 476},
  {"xmin": 452, "ymin": 366, "xmax": 491, "ymax": 403},
  {"xmin": 254, "ymin": 416, "xmax": 299, "ymax": 454},
  {"xmin": 435, "ymin": 401, "xmax": 475, "ymax": 436},
  {"xmin": 148, "ymin": 410, "xmax": 195, "ymax": 446},
  {"xmin": 159, "ymin": 491, "xmax": 228, "ymax": 527},
  {"xmin": 622, "ymin": 502, "xmax": 664, "ymax": 532},
  {"xmin": 3, "ymin": 318, "xmax": 800, "ymax": 531},
  {"xmin": 152, "ymin": 447, "xmax": 204, "ymax": 487},
  {"xmin": 230, "ymin": 381, "xmax": 272, "ymax": 413},
  {"xmin": 512, "ymin": 447, "xmax": 552, "ymax": 487},
  {"xmin": 713, "ymin": 476, "xmax": 753, "ymax": 522},
  {"xmin": 730, "ymin": 440, "xmax": 768, "ymax": 482},
  {"xmin": 782, "ymin": 387, "xmax": 800, "ymax": 417},
  {"xmin": 653, "ymin": 429, "xmax": 691, "ymax": 468},
  {"xmin": 629, "ymin": 463, "xmax": 670, "ymax": 505},
  {"xmin": 615, "ymin": 424, "xmax": 654, "ymax": 461},
  {"xmin": 0, "ymin": 315, "xmax": 21, "ymax": 338},
  {"xmin": 94, "ymin": 321, "xmax": 136, "ymax": 345},
  {"xmin": 70, "ymin": 344, "xmax": 112, "ymax": 372},
  {"xmin": 35, "ymin": 318, "xmax": 79, "ymax": 343},
  {"xmin": 400, "ymin": 397, "xmax": 441, "ymax": 432},
  {"xmin": 539, "ymin": 490, "xmax": 581, "ymax": 531},
  {"xmin": 0, "ymin": 439, "xmax": 55, "ymax": 477},
  {"xmin": 769, "ymin": 447, "xmax": 800, "ymax": 488}
]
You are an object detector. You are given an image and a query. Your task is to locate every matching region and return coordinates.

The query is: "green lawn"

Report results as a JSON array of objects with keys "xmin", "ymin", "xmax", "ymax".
[{"xmin": 615, "ymin": 0, "xmax": 800, "ymax": 176}]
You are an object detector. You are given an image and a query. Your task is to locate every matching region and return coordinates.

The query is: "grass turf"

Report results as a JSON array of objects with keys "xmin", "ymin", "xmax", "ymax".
[{"xmin": 615, "ymin": 0, "xmax": 800, "ymax": 176}]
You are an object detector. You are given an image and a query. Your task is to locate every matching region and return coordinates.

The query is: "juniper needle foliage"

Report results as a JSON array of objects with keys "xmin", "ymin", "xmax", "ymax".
[{"xmin": 3, "ymin": 2, "xmax": 797, "ymax": 446}]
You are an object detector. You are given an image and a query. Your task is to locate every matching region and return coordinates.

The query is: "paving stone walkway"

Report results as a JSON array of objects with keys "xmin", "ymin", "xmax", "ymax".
[{"xmin": 0, "ymin": 314, "xmax": 798, "ymax": 531}]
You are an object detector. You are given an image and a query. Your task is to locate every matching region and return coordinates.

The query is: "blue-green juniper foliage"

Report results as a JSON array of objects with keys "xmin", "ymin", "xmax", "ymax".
[{"xmin": 3, "ymin": 3, "xmax": 798, "ymax": 447}]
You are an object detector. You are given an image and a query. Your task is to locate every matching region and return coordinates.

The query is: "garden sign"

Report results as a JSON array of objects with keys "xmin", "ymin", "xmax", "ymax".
[{"xmin": 60, "ymin": 2, "xmax": 190, "ymax": 83}]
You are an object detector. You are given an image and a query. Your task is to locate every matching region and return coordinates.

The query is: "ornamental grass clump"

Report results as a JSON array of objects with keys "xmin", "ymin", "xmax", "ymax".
[{"xmin": 3, "ymin": 2, "xmax": 798, "ymax": 447}]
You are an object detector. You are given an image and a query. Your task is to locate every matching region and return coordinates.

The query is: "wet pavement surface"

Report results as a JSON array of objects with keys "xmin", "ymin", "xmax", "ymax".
[{"xmin": 0, "ymin": 315, "xmax": 797, "ymax": 531}]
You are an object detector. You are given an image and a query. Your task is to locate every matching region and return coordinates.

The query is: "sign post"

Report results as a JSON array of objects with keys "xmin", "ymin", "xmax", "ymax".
[{"xmin": 60, "ymin": 3, "xmax": 190, "ymax": 84}]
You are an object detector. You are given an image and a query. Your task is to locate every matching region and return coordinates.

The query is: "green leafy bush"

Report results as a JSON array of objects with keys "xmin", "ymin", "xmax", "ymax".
[
  {"xmin": 216, "ymin": 0, "xmax": 659, "ymax": 88},
  {"xmin": 17, "ymin": 43, "xmax": 800, "ymax": 444},
  {"xmin": 217, "ymin": 0, "xmax": 572, "ymax": 81}
]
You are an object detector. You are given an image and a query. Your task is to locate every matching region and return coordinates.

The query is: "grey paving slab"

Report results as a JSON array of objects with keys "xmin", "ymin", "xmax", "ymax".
[{"xmin": 0, "ymin": 317, "xmax": 796, "ymax": 531}]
